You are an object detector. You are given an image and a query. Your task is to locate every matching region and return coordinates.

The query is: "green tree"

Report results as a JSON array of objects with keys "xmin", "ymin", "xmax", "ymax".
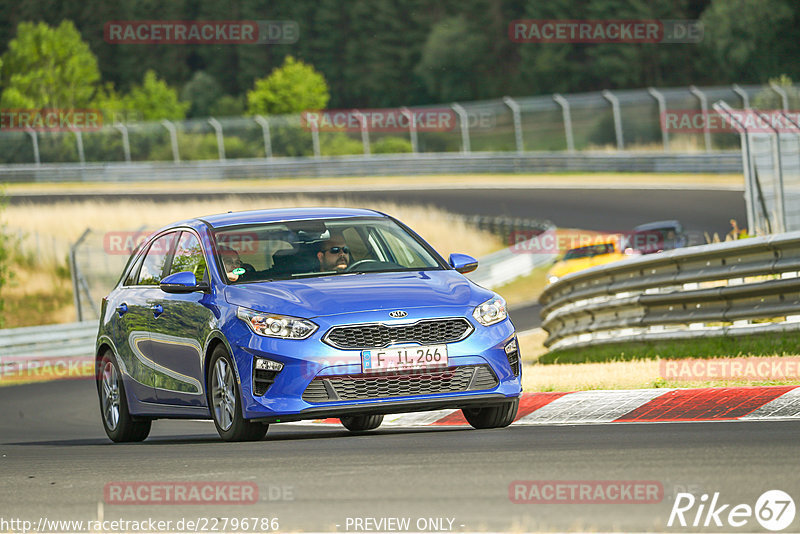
[
  {"xmin": 123, "ymin": 70, "xmax": 190, "ymax": 121},
  {"xmin": 181, "ymin": 71, "xmax": 223, "ymax": 118},
  {"xmin": 0, "ymin": 20, "xmax": 101, "ymax": 108},
  {"xmin": 246, "ymin": 56, "xmax": 329, "ymax": 115},
  {"xmin": 701, "ymin": 0, "xmax": 800, "ymax": 82},
  {"xmin": 415, "ymin": 15, "xmax": 489, "ymax": 102}
]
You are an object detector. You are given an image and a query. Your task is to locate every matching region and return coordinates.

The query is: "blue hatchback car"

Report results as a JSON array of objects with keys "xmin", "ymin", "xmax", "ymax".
[{"xmin": 96, "ymin": 208, "xmax": 521, "ymax": 442}]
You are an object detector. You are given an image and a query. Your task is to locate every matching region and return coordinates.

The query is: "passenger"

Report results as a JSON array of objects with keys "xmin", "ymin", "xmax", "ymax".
[{"xmin": 219, "ymin": 245, "xmax": 246, "ymax": 281}]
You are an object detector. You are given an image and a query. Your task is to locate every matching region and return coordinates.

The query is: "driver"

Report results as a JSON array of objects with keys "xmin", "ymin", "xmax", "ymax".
[{"xmin": 317, "ymin": 235, "xmax": 351, "ymax": 272}]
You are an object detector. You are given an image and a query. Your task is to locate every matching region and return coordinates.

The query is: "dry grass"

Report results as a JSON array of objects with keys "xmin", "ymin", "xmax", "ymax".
[{"xmin": 1, "ymin": 197, "xmax": 504, "ymax": 262}]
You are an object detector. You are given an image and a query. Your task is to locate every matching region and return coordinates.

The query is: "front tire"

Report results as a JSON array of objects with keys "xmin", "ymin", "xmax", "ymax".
[
  {"xmin": 462, "ymin": 398, "xmax": 519, "ymax": 429},
  {"xmin": 97, "ymin": 351, "xmax": 151, "ymax": 443},
  {"xmin": 208, "ymin": 346, "xmax": 268, "ymax": 442},
  {"xmin": 340, "ymin": 414, "xmax": 384, "ymax": 432}
]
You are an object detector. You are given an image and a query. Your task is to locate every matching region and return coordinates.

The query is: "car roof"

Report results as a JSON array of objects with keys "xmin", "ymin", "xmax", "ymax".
[
  {"xmin": 633, "ymin": 220, "xmax": 681, "ymax": 231},
  {"xmin": 197, "ymin": 207, "xmax": 385, "ymax": 228}
]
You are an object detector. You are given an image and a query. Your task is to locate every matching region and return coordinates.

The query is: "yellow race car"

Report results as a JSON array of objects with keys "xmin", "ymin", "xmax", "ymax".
[{"xmin": 546, "ymin": 241, "xmax": 636, "ymax": 284}]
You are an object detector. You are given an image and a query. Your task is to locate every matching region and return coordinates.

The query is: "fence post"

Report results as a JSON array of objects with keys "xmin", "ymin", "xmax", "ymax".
[
  {"xmin": 732, "ymin": 84, "xmax": 750, "ymax": 110},
  {"xmin": 353, "ymin": 110, "xmax": 370, "ymax": 155},
  {"xmin": 70, "ymin": 228, "xmax": 91, "ymax": 322},
  {"xmin": 311, "ymin": 122, "xmax": 321, "ymax": 158},
  {"xmin": 647, "ymin": 87, "xmax": 670, "ymax": 152},
  {"xmin": 715, "ymin": 101, "xmax": 757, "ymax": 235},
  {"xmin": 74, "ymin": 130, "xmax": 86, "ymax": 164},
  {"xmin": 502, "ymin": 96, "xmax": 524, "ymax": 153},
  {"xmin": 689, "ymin": 85, "xmax": 712, "ymax": 152},
  {"xmin": 208, "ymin": 118, "xmax": 226, "ymax": 161},
  {"xmin": 756, "ymin": 109, "xmax": 787, "ymax": 233},
  {"xmin": 254, "ymin": 116, "xmax": 273, "ymax": 158},
  {"xmin": 552, "ymin": 94, "xmax": 575, "ymax": 152},
  {"xmin": 160, "ymin": 120, "xmax": 180, "ymax": 162},
  {"xmin": 114, "ymin": 123, "xmax": 131, "ymax": 163},
  {"xmin": 451, "ymin": 103, "xmax": 471, "ymax": 153},
  {"xmin": 769, "ymin": 82, "xmax": 789, "ymax": 113},
  {"xmin": 25, "ymin": 128, "xmax": 40, "ymax": 165},
  {"xmin": 400, "ymin": 107, "xmax": 418, "ymax": 153},
  {"xmin": 602, "ymin": 90, "xmax": 624, "ymax": 150}
]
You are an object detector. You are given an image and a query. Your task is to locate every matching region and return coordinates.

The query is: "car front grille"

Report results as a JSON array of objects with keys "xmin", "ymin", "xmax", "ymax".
[
  {"xmin": 323, "ymin": 318, "xmax": 473, "ymax": 350},
  {"xmin": 302, "ymin": 364, "xmax": 498, "ymax": 403}
]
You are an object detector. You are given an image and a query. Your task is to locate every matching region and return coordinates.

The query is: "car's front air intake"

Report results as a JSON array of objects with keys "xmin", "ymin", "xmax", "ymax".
[{"xmin": 302, "ymin": 364, "xmax": 498, "ymax": 403}]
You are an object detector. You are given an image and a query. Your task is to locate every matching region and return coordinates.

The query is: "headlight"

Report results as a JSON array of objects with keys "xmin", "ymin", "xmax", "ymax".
[
  {"xmin": 472, "ymin": 296, "xmax": 507, "ymax": 326},
  {"xmin": 547, "ymin": 275, "xmax": 559, "ymax": 284},
  {"xmin": 237, "ymin": 307, "xmax": 318, "ymax": 340}
]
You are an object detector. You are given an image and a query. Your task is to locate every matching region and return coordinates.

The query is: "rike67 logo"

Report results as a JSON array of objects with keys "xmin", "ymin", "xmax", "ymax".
[{"xmin": 668, "ymin": 490, "xmax": 796, "ymax": 531}]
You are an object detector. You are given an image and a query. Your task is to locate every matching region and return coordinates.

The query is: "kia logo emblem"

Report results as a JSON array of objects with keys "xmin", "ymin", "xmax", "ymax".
[{"xmin": 389, "ymin": 310, "xmax": 408, "ymax": 318}]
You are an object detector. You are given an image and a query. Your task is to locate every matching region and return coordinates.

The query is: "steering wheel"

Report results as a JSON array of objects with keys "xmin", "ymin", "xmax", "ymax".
[{"xmin": 344, "ymin": 259, "xmax": 380, "ymax": 272}]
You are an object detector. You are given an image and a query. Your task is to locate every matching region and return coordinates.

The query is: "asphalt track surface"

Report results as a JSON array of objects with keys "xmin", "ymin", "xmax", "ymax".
[
  {"xmin": 10, "ymin": 187, "xmax": 746, "ymax": 237},
  {"xmin": 1, "ymin": 380, "xmax": 799, "ymax": 532}
]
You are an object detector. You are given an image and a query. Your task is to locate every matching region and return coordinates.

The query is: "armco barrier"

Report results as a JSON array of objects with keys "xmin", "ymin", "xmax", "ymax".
[
  {"xmin": 539, "ymin": 232, "xmax": 800, "ymax": 351},
  {"xmin": 0, "ymin": 152, "xmax": 742, "ymax": 183}
]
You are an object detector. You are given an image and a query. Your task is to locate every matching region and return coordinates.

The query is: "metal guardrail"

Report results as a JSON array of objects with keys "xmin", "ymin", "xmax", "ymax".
[
  {"xmin": 0, "ymin": 320, "xmax": 98, "ymax": 358},
  {"xmin": 0, "ymin": 152, "xmax": 743, "ymax": 183},
  {"xmin": 539, "ymin": 232, "xmax": 800, "ymax": 351}
]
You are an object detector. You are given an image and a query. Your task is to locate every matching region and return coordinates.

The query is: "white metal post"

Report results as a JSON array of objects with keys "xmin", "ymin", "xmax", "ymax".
[
  {"xmin": 689, "ymin": 85, "xmax": 711, "ymax": 152},
  {"xmin": 552, "ymin": 94, "xmax": 575, "ymax": 152},
  {"xmin": 647, "ymin": 87, "xmax": 670, "ymax": 152},
  {"xmin": 502, "ymin": 96, "xmax": 524, "ymax": 153},
  {"xmin": 161, "ymin": 120, "xmax": 180, "ymax": 162},
  {"xmin": 451, "ymin": 103, "xmax": 471, "ymax": 153},
  {"xmin": 353, "ymin": 110, "xmax": 370, "ymax": 155},
  {"xmin": 25, "ymin": 128, "xmax": 40, "ymax": 165},
  {"xmin": 208, "ymin": 118, "xmax": 226, "ymax": 161},
  {"xmin": 254, "ymin": 116, "xmax": 272, "ymax": 158},
  {"xmin": 602, "ymin": 90, "xmax": 624, "ymax": 150},
  {"xmin": 400, "ymin": 107, "xmax": 418, "ymax": 154},
  {"xmin": 114, "ymin": 123, "xmax": 131, "ymax": 163}
]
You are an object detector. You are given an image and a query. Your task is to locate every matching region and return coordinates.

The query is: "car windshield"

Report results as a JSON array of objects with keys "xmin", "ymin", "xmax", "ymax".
[
  {"xmin": 563, "ymin": 243, "xmax": 614, "ymax": 260},
  {"xmin": 212, "ymin": 217, "xmax": 442, "ymax": 283}
]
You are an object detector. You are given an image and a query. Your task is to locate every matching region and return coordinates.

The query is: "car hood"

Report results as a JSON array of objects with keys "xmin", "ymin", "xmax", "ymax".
[{"xmin": 223, "ymin": 270, "xmax": 492, "ymax": 318}]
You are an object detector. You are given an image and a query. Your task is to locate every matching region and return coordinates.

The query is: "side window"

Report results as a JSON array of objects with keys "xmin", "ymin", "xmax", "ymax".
[
  {"xmin": 123, "ymin": 253, "xmax": 145, "ymax": 286},
  {"xmin": 169, "ymin": 231, "xmax": 207, "ymax": 284},
  {"xmin": 137, "ymin": 233, "xmax": 177, "ymax": 285}
]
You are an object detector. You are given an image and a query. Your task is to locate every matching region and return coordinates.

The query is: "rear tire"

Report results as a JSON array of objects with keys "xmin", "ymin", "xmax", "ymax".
[
  {"xmin": 208, "ymin": 346, "xmax": 269, "ymax": 442},
  {"xmin": 97, "ymin": 351, "xmax": 151, "ymax": 443},
  {"xmin": 340, "ymin": 414, "xmax": 384, "ymax": 432},
  {"xmin": 462, "ymin": 398, "xmax": 519, "ymax": 429}
]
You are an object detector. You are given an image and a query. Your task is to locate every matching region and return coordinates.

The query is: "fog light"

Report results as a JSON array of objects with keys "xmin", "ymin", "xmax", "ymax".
[
  {"xmin": 504, "ymin": 338, "xmax": 518, "ymax": 355},
  {"xmin": 254, "ymin": 358, "xmax": 284, "ymax": 372}
]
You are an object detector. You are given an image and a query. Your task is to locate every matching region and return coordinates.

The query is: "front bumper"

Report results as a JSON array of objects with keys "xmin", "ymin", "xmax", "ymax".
[{"xmin": 227, "ymin": 308, "xmax": 521, "ymax": 420}]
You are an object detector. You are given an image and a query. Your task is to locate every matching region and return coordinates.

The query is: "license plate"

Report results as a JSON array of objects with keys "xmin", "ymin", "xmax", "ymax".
[{"xmin": 361, "ymin": 344, "xmax": 448, "ymax": 373}]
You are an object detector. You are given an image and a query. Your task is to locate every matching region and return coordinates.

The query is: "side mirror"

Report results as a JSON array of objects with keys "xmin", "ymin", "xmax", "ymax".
[
  {"xmin": 449, "ymin": 253, "xmax": 478, "ymax": 274},
  {"xmin": 160, "ymin": 271, "xmax": 207, "ymax": 293}
]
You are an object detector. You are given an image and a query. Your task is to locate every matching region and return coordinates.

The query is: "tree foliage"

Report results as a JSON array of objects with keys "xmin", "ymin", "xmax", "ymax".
[
  {"xmin": 246, "ymin": 56, "xmax": 329, "ymax": 115},
  {"xmin": 0, "ymin": 20, "xmax": 100, "ymax": 108},
  {"xmin": 124, "ymin": 70, "xmax": 190, "ymax": 121}
]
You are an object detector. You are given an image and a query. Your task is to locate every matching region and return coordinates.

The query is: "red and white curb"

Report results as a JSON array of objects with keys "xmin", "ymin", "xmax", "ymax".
[{"xmin": 312, "ymin": 386, "xmax": 800, "ymax": 427}]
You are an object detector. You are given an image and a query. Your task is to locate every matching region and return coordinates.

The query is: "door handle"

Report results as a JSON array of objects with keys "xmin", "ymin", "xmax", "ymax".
[
  {"xmin": 116, "ymin": 303, "xmax": 128, "ymax": 317},
  {"xmin": 151, "ymin": 304, "xmax": 163, "ymax": 318}
]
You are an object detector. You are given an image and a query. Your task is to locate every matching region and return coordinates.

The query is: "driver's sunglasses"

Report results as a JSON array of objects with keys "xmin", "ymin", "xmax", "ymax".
[{"xmin": 325, "ymin": 246, "xmax": 350, "ymax": 255}]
